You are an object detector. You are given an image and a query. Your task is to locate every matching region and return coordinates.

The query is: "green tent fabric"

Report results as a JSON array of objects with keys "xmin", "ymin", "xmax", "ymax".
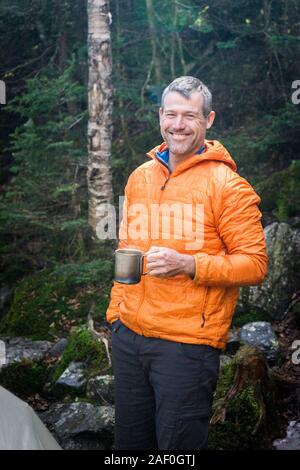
[{"xmin": 0, "ymin": 386, "xmax": 61, "ymax": 450}]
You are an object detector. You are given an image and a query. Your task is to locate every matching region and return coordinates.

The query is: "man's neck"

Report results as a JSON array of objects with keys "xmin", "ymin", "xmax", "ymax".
[{"xmin": 169, "ymin": 145, "xmax": 205, "ymax": 172}]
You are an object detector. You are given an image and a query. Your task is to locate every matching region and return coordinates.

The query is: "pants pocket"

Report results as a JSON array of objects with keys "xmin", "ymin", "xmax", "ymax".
[
  {"xmin": 179, "ymin": 343, "xmax": 213, "ymax": 361},
  {"xmin": 164, "ymin": 407, "xmax": 210, "ymax": 450}
]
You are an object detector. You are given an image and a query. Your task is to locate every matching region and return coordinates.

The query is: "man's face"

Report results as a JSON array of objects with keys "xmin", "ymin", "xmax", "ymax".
[{"xmin": 159, "ymin": 91, "xmax": 215, "ymax": 160}]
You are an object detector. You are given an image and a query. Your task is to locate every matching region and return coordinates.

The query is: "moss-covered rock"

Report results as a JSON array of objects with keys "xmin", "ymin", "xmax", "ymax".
[
  {"xmin": 51, "ymin": 327, "xmax": 111, "ymax": 387},
  {"xmin": 237, "ymin": 222, "xmax": 300, "ymax": 321},
  {"xmin": 208, "ymin": 346, "xmax": 281, "ymax": 449},
  {"xmin": 0, "ymin": 359, "xmax": 48, "ymax": 399},
  {"xmin": 0, "ymin": 259, "xmax": 113, "ymax": 340},
  {"xmin": 256, "ymin": 160, "xmax": 300, "ymax": 222}
]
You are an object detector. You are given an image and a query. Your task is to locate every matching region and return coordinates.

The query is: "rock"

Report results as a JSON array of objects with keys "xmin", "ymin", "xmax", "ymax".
[
  {"xmin": 0, "ymin": 337, "xmax": 53, "ymax": 365},
  {"xmin": 273, "ymin": 420, "xmax": 300, "ymax": 450},
  {"xmin": 0, "ymin": 360, "xmax": 48, "ymax": 398},
  {"xmin": 237, "ymin": 222, "xmax": 300, "ymax": 320},
  {"xmin": 239, "ymin": 322, "xmax": 279, "ymax": 363},
  {"xmin": 47, "ymin": 338, "xmax": 68, "ymax": 357},
  {"xmin": 0, "ymin": 340, "xmax": 5, "ymax": 369},
  {"xmin": 86, "ymin": 375, "xmax": 114, "ymax": 404},
  {"xmin": 55, "ymin": 361, "xmax": 87, "ymax": 393},
  {"xmin": 39, "ymin": 402, "xmax": 114, "ymax": 450}
]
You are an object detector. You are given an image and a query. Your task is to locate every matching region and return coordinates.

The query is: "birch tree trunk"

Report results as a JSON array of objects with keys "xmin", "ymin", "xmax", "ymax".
[{"xmin": 87, "ymin": 0, "xmax": 114, "ymax": 233}]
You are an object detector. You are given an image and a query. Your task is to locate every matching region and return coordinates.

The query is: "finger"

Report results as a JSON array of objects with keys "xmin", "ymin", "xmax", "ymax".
[
  {"xmin": 146, "ymin": 255, "xmax": 164, "ymax": 265},
  {"xmin": 146, "ymin": 253, "xmax": 164, "ymax": 263},
  {"xmin": 147, "ymin": 262, "xmax": 165, "ymax": 271},
  {"xmin": 148, "ymin": 269, "xmax": 168, "ymax": 278}
]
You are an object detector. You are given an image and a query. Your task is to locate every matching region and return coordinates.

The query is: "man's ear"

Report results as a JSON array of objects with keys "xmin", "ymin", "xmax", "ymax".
[
  {"xmin": 206, "ymin": 111, "xmax": 216, "ymax": 130},
  {"xmin": 159, "ymin": 107, "xmax": 163, "ymax": 122}
]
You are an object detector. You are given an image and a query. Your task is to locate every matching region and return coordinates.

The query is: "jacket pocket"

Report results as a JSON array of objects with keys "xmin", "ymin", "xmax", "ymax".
[{"xmin": 200, "ymin": 287, "xmax": 209, "ymax": 328}]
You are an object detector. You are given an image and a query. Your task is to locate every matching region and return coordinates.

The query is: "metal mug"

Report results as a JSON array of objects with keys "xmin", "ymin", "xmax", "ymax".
[{"xmin": 114, "ymin": 248, "xmax": 148, "ymax": 284}]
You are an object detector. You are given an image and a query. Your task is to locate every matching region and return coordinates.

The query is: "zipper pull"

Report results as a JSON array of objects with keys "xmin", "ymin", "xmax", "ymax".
[
  {"xmin": 160, "ymin": 175, "xmax": 170, "ymax": 190},
  {"xmin": 201, "ymin": 312, "xmax": 206, "ymax": 328}
]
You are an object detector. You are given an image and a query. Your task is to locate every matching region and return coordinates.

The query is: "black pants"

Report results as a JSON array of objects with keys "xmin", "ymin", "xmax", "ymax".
[{"xmin": 111, "ymin": 319, "xmax": 220, "ymax": 450}]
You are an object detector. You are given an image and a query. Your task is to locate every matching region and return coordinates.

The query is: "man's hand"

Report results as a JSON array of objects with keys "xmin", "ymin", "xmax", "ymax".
[{"xmin": 145, "ymin": 246, "xmax": 195, "ymax": 279}]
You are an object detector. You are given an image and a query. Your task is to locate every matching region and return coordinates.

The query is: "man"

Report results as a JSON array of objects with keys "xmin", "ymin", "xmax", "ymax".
[{"xmin": 106, "ymin": 76, "xmax": 267, "ymax": 450}]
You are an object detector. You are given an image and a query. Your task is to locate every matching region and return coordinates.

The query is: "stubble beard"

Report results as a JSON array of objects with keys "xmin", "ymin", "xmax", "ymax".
[{"xmin": 162, "ymin": 130, "xmax": 197, "ymax": 159}]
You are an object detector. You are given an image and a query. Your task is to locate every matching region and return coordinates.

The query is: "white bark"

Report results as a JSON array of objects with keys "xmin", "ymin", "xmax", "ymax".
[{"xmin": 87, "ymin": 0, "xmax": 114, "ymax": 232}]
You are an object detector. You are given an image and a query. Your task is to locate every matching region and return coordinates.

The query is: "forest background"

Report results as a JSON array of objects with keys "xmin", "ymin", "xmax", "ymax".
[{"xmin": 0, "ymin": 0, "xmax": 299, "ymax": 340}]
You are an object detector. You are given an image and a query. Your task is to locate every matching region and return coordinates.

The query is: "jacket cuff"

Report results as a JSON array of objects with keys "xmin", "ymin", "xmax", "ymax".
[{"xmin": 192, "ymin": 252, "xmax": 210, "ymax": 284}]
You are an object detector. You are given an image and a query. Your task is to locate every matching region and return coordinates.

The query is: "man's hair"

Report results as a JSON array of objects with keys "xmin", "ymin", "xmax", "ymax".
[{"xmin": 161, "ymin": 76, "xmax": 212, "ymax": 117}]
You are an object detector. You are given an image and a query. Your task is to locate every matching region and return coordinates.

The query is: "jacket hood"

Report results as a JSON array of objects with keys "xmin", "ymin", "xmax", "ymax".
[{"xmin": 146, "ymin": 140, "xmax": 237, "ymax": 172}]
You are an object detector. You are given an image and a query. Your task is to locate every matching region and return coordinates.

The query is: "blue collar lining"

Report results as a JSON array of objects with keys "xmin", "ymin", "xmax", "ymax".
[{"xmin": 155, "ymin": 145, "xmax": 206, "ymax": 170}]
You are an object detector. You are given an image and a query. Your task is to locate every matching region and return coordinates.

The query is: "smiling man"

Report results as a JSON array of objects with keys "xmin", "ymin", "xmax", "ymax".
[
  {"xmin": 106, "ymin": 76, "xmax": 268, "ymax": 450},
  {"xmin": 159, "ymin": 88, "xmax": 215, "ymax": 172}
]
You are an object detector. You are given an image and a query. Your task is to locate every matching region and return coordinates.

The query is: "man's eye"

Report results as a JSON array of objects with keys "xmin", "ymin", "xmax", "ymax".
[{"xmin": 165, "ymin": 113, "xmax": 175, "ymax": 117}]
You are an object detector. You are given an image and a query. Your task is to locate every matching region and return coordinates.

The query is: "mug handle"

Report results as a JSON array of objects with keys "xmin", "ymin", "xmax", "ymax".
[{"xmin": 141, "ymin": 254, "xmax": 148, "ymax": 276}]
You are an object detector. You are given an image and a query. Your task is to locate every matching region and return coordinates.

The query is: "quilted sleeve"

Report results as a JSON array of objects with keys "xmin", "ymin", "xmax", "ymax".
[{"xmin": 193, "ymin": 175, "xmax": 268, "ymax": 287}]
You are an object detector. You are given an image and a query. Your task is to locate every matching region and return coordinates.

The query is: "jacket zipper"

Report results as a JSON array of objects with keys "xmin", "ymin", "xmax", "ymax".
[
  {"xmin": 160, "ymin": 175, "xmax": 170, "ymax": 190},
  {"xmin": 160, "ymin": 165, "xmax": 210, "ymax": 330},
  {"xmin": 135, "ymin": 170, "xmax": 171, "ymax": 332}
]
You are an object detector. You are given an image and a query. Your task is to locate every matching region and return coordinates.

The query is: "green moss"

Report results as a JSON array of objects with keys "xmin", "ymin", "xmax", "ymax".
[
  {"xmin": 61, "ymin": 395, "xmax": 96, "ymax": 404},
  {"xmin": 0, "ymin": 259, "xmax": 113, "ymax": 340},
  {"xmin": 256, "ymin": 160, "xmax": 300, "ymax": 221},
  {"xmin": 208, "ymin": 349, "xmax": 274, "ymax": 449},
  {"xmin": 0, "ymin": 359, "xmax": 47, "ymax": 399},
  {"xmin": 51, "ymin": 327, "xmax": 110, "ymax": 385},
  {"xmin": 216, "ymin": 356, "xmax": 237, "ymax": 392},
  {"xmin": 232, "ymin": 309, "xmax": 271, "ymax": 327}
]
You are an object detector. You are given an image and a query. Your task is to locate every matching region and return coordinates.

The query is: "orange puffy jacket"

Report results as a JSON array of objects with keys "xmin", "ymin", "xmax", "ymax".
[{"xmin": 106, "ymin": 140, "xmax": 268, "ymax": 349}]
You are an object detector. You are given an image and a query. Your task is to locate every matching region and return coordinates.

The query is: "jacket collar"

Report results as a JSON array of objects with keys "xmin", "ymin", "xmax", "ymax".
[{"xmin": 146, "ymin": 140, "xmax": 237, "ymax": 176}]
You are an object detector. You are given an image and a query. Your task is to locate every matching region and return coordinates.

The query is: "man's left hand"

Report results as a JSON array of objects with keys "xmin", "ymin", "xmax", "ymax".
[{"xmin": 145, "ymin": 246, "xmax": 195, "ymax": 279}]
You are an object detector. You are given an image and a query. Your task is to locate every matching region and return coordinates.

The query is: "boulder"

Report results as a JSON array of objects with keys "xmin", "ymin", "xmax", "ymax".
[
  {"xmin": 273, "ymin": 420, "xmax": 300, "ymax": 450},
  {"xmin": 39, "ymin": 402, "xmax": 114, "ymax": 450},
  {"xmin": 0, "ymin": 337, "xmax": 53, "ymax": 365},
  {"xmin": 55, "ymin": 361, "xmax": 87, "ymax": 394},
  {"xmin": 239, "ymin": 321, "xmax": 279, "ymax": 363},
  {"xmin": 86, "ymin": 375, "xmax": 114, "ymax": 404},
  {"xmin": 47, "ymin": 338, "xmax": 68, "ymax": 358},
  {"xmin": 237, "ymin": 222, "xmax": 300, "ymax": 320}
]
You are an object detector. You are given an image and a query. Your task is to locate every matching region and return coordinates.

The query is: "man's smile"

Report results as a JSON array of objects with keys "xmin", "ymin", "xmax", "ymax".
[{"xmin": 168, "ymin": 132, "xmax": 191, "ymax": 139}]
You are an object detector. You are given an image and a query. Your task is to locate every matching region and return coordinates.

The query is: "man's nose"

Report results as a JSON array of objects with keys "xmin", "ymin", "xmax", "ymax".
[{"xmin": 173, "ymin": 115, "xmax": 186, "ymax": 129}]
